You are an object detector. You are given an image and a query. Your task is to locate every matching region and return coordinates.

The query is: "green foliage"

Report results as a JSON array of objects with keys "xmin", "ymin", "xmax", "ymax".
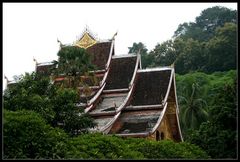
[
  {"xmin": 3, "ymin": 72, "xmax": 55, "ymax": 123},
  {"xmin": 130, "ymin": 6, "xmax": 236, "ymax": 74},
  {"xmin": 174, "ymin": 6, "xmax": 237, "ymax": 41},
  {"xmin": 65, "ymin": 133, "xmax": 209, "ymax": 159},
  {"xmin": 128, "ymin": 42, "xmax": 148, "ymax": 54},
  {"xmin": 178, "ymin": 83, "xmax": 208, "ymax": 132},
  {"xmin": 176, "ymin": 70, "xmax": 237, "ymax": 159},
  {"xmin": 128, "ymin": 42, "xmax": 154, "ymax": 68},
  {"xmin": 188, "ymin": 122, "xmax": 236, "ymax": 159},
  {"xmin": 3, "ymin": 110, "xmax": 68, "ymax": 159},
  {"xmin": 148, "ymin": 40, "xmax": 176, "ymax": 67},
  {"xmin": 51, "ymin": 88, "xmax": 96, "ymax": 136},
  {"xmin": 55, "ymin": 46, "xmax": 96, "ymax": 88},
  {"xmin": 174, "ymin": 38, "xmax": 207, "ymax": 74},
  {"xmin": 173, "ymin": 20, "xmax": 236, "ymax": 74},
  {"xmin": 206, "ymin": 23, "xmax": 237, "ymax": 73},
  {"xmin": 57, "ymin": 46, "xmax": 95, "ymax": 76},
  {"xmin": 3, "ymin": 108, "xmax": 209, "ymax": 159},
  {"xmin": 3, "ymin": 72, "xmax": 96, "ymax": 137},
  {"xmin": 66, "ymin": 133, "xmax": 144, "ymax": 159},
  {"xmin": 129, "ymin": 139, "xmax": 209, "ymax": 159}
]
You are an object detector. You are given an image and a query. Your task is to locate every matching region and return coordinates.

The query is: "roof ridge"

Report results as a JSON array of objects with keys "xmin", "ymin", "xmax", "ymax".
[{"xmin": 138, "ymin": 67, "xmax": 173, "ymax": 73}]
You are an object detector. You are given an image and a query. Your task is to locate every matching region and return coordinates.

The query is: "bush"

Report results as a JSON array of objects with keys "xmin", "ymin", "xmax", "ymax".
[
  {"xmin": 125, "ymin": 138, "xmax": 209, "ymax": 159},
  {"xmin": 65, "ymin": 133, "xmax": 144, "ymax": 159},
  {"xmin": 3, "ymin": 110, "xmax": 68, "ymax": 159},
  {"xmin": 65, "ymin": 133, "xmax": 209, "ymax": 159}
]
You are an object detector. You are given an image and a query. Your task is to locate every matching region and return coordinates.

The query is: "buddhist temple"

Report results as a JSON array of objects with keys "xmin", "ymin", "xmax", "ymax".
[{"xmin": 6, "ymin": 27, "xmax": 183, "ymax": 142}]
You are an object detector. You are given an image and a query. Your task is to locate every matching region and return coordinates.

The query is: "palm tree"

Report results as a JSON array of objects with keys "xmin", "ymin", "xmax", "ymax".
[{"xmin": 178, "ymin": 83, "xmax": 208, "ymax": 132}]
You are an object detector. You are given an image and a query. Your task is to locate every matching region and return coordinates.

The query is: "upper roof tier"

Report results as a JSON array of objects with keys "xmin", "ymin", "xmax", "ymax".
[
  {"xmin": 86, "ymin": 41, "xmax": 113, "ymax": 70},
  {"xmin": 105, "ymin": 55, "xmax": 137, "ymax": 90}
]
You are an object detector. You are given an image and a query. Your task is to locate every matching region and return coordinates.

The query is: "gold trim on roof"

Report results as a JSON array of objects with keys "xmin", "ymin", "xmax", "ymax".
[{"xmin": 75, "ymin": 32, "xmax": 97, "ymax": 49}]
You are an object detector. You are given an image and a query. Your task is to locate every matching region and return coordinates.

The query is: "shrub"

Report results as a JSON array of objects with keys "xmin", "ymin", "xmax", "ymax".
[
  {"xmin": 65, "ymin": 133, "xmax": 209, "ymax": 159},
  {"xmin": 3, "ymin": 110, "xmax": 68, "ymax": 159}
]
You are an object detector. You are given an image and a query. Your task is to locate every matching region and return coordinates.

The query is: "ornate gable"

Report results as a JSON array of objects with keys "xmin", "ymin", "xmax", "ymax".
[{"xmin": 75, "ymin": 28, "xmax": 98, "ymax": 49}]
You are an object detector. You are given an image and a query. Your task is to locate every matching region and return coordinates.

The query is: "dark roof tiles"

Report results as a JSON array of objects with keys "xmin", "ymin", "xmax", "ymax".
[
  {"xmin": 105, "ymin": 56, "xmax": 137, "ymax": 90},
  {"xmin": 86, "ymin": 42, "xmax": 112, "ymax": 70},
  {"xmin": 130, "ymin": 69, "xmax": 172, "ymax": 106},
  {"xmin": 36, "ymin": 64, "xmax": 55, "ymax": 76}
]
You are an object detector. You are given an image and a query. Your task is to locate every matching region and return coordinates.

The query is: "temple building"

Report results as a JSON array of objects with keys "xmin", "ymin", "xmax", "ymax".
[{"xmin": 7, "ymin": 28, "xmax": 183, "ymax": 142}]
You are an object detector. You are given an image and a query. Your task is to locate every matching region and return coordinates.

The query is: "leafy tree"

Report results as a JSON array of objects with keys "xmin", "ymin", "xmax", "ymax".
[
  {"xmin": 128, "ymin": 42, "xmax": 147, "ymax": 54},
  {"xmin": 174, "ymin": 6, "xmax": 237, "ymax": 41},
  {"xmin": 51, "ymin": 88, "xmax": 96, "ymax": 136},
  {"xmin": 54, "ymin": 46, "xmax": 96, "ymax": 88},
  {"xmin": 148, "ymin": 40, "xmax": 176, "ymax": 67},
  {"xmin": 128, "ymin": 7, "xmax": 237, "ymax": 74},
  {"xmin": 174, "ymin": 38, "xmax": 206, "ymax": 74},
  {"xmin": 3, "ymin": 72, "xmax": 96, "ymax": 136},
  {"xmin": 3, "ymin": 110, "xmax": 68, "ymax": 159},
  {"xmin": 186, "ymin": 81, "xmax": 237, "ymax": 159},
  {"xmin": 205, "ymin": 22, "xmax": 237, "ymax": 73},
  {"xmin": 3, "ymin": 72, "xmax": 55, "ymax": 123},
  {"xmin": 176, "ymin": 70, "xmax": 237, "ymax": 159},
  {"xmin": 174, "ymin": 22, "xmax": 204, "ymax": 41},
  {"xmin": 128, "ymin": 42, "xmax": 154, "ymax": 68}
]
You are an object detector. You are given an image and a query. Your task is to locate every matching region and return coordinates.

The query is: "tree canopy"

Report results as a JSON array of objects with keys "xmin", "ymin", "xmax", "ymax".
[{"xmin": 128, "ymin": 6, "xmax": 237, "ymax": 74}]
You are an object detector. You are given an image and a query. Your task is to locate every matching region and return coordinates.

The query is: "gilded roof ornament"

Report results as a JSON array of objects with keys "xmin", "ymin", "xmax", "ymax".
[{"xmin": 75, "ymin": 27, "xmax": 98, "ymax": 49}]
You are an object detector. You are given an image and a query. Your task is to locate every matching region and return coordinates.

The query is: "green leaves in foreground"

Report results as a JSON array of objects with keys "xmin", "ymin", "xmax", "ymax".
[
  {"xmin": 3, "ymin": 110, "xmax": 68, "ymax": 159},
  {"xmin": 65, "ymin": 133, "xmax": 209, "ymax": 159},
  {"xmin": 3, "ymin": 110, "xmax": 209, "ymax": 159}
]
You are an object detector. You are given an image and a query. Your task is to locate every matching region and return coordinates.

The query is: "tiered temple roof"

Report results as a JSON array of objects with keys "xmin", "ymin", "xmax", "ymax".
[{"xmin": 31, "ymin": 29, "xmax": 183, "ymax": 142}]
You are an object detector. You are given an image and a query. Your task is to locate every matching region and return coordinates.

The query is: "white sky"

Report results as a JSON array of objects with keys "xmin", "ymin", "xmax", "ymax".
[{"xmin": 3, "ymin": 3, "xmax": 237, "ymax": 90}]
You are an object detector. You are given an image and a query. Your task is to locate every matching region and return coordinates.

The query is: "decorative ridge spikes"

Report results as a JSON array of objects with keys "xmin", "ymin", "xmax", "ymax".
[{"xmin": 77, "ymin": 25, "xmax": 98, "ymax": 42}]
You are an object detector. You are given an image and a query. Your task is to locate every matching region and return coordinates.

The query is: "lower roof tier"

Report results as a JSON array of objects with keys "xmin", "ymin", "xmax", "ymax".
[{"xmin": 109, "ymin": 109, "xmax": 163, "ymax": 134}]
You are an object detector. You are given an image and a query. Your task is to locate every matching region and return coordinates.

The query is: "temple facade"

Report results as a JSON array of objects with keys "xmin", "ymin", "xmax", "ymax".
[{"xmin": 12, "ymin": 28, "xmax": 183, "ymax": 142}]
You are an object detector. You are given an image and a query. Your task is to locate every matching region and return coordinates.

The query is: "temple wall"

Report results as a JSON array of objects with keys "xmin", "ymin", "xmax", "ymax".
[{"xmin": 147, "ymin": 109, "xmax": 174, "ymax": 141}]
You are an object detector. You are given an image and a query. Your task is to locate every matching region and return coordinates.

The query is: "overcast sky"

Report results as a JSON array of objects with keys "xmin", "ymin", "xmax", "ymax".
[{"xmin": 3, "ymin": 3, "xmax": 237, "ymax": 90}]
